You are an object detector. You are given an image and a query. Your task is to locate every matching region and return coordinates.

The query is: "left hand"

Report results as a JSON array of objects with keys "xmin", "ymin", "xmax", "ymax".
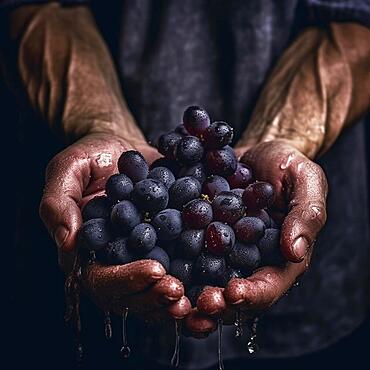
[{"xmin": 186, "ymin": 139, "xmax": 328, "ymax": 333}]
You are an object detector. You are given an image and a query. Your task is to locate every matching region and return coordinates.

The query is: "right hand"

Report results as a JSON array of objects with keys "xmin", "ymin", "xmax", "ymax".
[{"xmin": 39, "ymin": 132, "xmax": 191, "ymax": 321}]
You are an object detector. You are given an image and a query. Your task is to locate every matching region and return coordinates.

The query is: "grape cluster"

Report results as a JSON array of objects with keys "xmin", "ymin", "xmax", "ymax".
[{"xmin": 78, "ymin": 106, "xmax": 285, "ymax": 305}]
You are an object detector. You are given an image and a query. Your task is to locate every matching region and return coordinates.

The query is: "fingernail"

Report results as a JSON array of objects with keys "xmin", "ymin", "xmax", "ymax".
[
  {"xmin": 292, "ymin": 236, "xmax": 308, "ymax": 260},
  {"xmin": 54, "ymin": 226, "xmax": 69, "ymax": 248}
]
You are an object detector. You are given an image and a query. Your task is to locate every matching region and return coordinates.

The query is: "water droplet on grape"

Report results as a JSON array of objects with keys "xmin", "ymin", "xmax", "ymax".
[
  {"xmin": 280, "ymin": 153, "xmax": 295, "ymax": 170},
  {"xmin": 171, "ymin": 320, "xmax": 182, "ymax": 367}
]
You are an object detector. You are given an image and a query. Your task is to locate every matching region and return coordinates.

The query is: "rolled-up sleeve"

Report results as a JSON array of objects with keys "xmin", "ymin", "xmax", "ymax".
[{"xmin": 305, "ymin": 0, "xmax": 370, "ymax": 28}]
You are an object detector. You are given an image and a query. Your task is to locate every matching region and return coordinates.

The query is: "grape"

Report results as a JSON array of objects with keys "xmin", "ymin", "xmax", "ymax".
[
  {"xmin": 175, "ymin": 136, "xmax": 204, "ymax": 165},
  {"xmin": 187, "ymin": 285, "xmax": 205, "ymax": 307},
  {"xmin": 152, "ymin": 209, "xmax": 183, "ymax": 241},
  {"xmin": 234, "ymin": 216, "xmax": 265, "ymax": 243},
  {"xmin": 175, "ymin": 124, "xmax": 189, "ymax": 136},
  {"xmin": 231, "ymin": 188, "xmax": 244, "ymax": 198},
  {"xmin": 212, "ymin": 191, "xmax": 245, "ymax": 224},
  {"xmin": 143, "ymin": 246, "xmax": 170, "ymax": 272},
  {"xmin": 258, "ymin": 228, "xmax": 284, "ymax": 265},
  {"xmin": 246, "ymin": 209, "xmax": 271, "ymax": 228},
  {"xmin": 150, "ymin": 157, "xmax": 181, "ymax": 176},
  {"xmin": 169, "ymin": 177, "xmax": 201, "ymax": 209},
  {"xmin": 105, "ymin": 173, "xmax": 133, "ymax": 203},
  {"xmin": 157, "ymin": 132, "xmax": 182, "ymax": 159},
  {"xmin": 206, "ymin": 147, "xmax": 237, "ymax": 177},
  {"xmin": 228, "ymin": 163, "xmax": 253, "ymax": 189},
  {"xmin": 178, "ymin": 229, "xmax": 204, "ymax": 259},
  {"xmin": 78, "ymin": 218, "xmax": 112, "ymax": 251},
  {"xmin": 242, "ymin": 181, "xmax": 275, "ymax": 210},
  {"xmin": 148, "ymin": 166, "xmax": 175, "ymax": 189},
  {"xmin": 97, "ymin": 237, "xmax": 135, "ymax": 265},
  {"xmin": 202, "ymin": 175, "xmax": 230, "ymax": 200},
  {"xmin": 128, "ymin": 223, "xmax": 157, "ymax": 255},
  {"xmin": 118, "ymin": 150, "xmax": 149, "ymax": 183},
  {"xmin": 170, "ymin": 259, "xmax": 193, "ymax": 286},
  {"xmin": 179, "ymin": 163, "xmax": 206, "ymax": 185},
  {"xmin": 194, "ymin": 253, "xmax": 226, "ymax": 285},
  {"xmin": 205, "ymin": 221, "xmax": 235, "ymax": 255},
  {"xmin": 219, "ymin": 268, "xmax": 243, "ymax": 287},
  {"xmin": 183, "ymin": 106, "xmax": 210, "ymax": 137},
  {"xmin": 227, "ymin": 242, "xmax": 261, "ymax": 274},
  {"xmin": 182, "ymin": 199, "xmax": 213, "ymax": 229},
  {"xmin": 132, "ymin": 179, "xmax": 169, "ymax": 214},
  {"xmin": 110, "ymin": 200, "xmax": 141, "ymax": 234},
  {"xmin": 82, "ymin": 196, "xmax": 111, "ymax": 221},
  {"xmin": 203, "ymin": 121, "xmax": 233, "ymax": 149}
]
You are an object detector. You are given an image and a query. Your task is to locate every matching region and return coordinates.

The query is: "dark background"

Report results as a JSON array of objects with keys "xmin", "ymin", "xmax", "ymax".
[{"xmin": 2, "ymin": 72, "xmax": 369, "ymax": 369}]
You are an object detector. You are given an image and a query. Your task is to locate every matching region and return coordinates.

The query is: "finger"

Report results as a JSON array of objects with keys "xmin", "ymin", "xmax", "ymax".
[
  {"xmin": 281, "ymin": 160, "xmax": 328, "ymax": 262},
  {"xmin": 150, "ymin": 275, "xmax": 185, "ymax": 303},
  {"xmin": 224, "ymin": 251, "xmax": 311, "ymax": 310},
  {"xmin": 197, "ymin": 286, "xmax": 226, "ymax": 316},
  {"xmin": 167, "ymin": 296, "xmax": 192, "ymax": 319},
  {"xmin": 81, "ymin": 260, "xmax": 166, "ymax": 296},
  {"xmin": 185, "ymin": 308, "xmax": 217, "ymax": 335}
]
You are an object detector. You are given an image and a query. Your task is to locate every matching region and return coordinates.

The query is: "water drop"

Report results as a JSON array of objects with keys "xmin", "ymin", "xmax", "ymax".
[
  {"xmin": 89, "ymin": 251, "xmax": 96, "ymax": 264},
  {"xmin": 280, "ymin": 153, "xmax": 295, "ymax": 170},
  {"xmin": 104, "ymin": 311, "xmax": 112, "ymax": 340},
  {"xmin": 120, "ymin": 307, "xmax": 131, "ymax": 358},
  {"xmin": 171, "ymin": 320, "xmax": 182, "ymax": 367},
  {"xmin": 234, "ymin": 309, "xmax": 243, "ymax": 338},
  {"xmin": 217, "ymin": 318, "xmax": 225, "ymax": 370},
  {"xmin": 247, "ymin": 317, "xmax": 259, "ymax": 354}
]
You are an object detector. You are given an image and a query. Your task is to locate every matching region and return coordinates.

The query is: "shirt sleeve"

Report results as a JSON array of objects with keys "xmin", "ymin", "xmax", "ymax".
[
  {"xmin": 305, "ymin": 0, "xmax": 370, "ymax": 28},
  {"xmin": 0, "ymin": 0, "xmax": 89, "ymax": 9}
]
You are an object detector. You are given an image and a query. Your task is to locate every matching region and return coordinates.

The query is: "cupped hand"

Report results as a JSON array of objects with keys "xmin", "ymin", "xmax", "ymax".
[
  {"xmin": 187, "ymin": 139, "xmax": 328, "ymax": 333},
  {"xmin": 39, "ymin": 132, "xmax": 190, "ymax": 321}
]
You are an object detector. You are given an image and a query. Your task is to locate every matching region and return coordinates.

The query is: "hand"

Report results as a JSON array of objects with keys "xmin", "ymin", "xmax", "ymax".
[
  {"xmin": 39, "ymin": 132, "xmax": 190, "ymax": 321},
  {"xmin": 187, "ymin": 140, "xmax": 328, "ymax": 333}
]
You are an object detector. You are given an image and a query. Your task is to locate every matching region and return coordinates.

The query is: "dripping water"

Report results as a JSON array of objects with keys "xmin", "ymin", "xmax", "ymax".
[
  {"xmin": 104, "ymin": 311, "xmax": 112, "ymax": 340},
  {"xmin": 247, "ymin": 317, "xmax": 259, "ymax": 354},
  {"xmin": 120, "ymin": 307, "xmax": 131, "ymax": 358},
  {"xmin": 234, "ymin": 309, "xmax": 243, "ymax": 339},
  {"xmin": 217, "ymin": 318, "xmax": 225, "ymax": 370},
  {"xmin": 170, "ymin": 320, "xmax": 182, "ymax": 367}
]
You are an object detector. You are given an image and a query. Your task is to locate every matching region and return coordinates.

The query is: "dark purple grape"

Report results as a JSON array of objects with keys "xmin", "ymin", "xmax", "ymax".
[
  {"xmin": 175, "ymin": 136, "xmax": 204, "ymax": 165},
  {"xmin": 152, "ymin": 208, "xmax": 183, "ymax": 241},
  {"xmin": 234, "ymin": 217, "xmax": 265, "ymax": 243},
  {"xmin": 150, "ymin": 157, "xmax": 181, "ymax": 176},
  {"xmin": 128, "ymin": 223, "xmax": 157, "ymax": 255},
  {"xmin": 183, "ymin": 106, "xmax": 210, "ymax": 137},
  {"xmin": 78, "ymin": 218, "xmax": 112, "ymax": 251},
  {"xmin": 148, "ymin": 166, "xmax": 175, "ymax": 189},
  {"xmin": 170, "ymin": 259, "xmax": 193, "ymax": 286},
  {"xmin": 194, "ymin": 253, "xmax": 226, "ymax": 285},
  {"xmin": 203, "ymin": 121, "xmax": 233, "ymax": 149},
  {"xmin": 182, "ymin": 199, "xmax": 213, "ymax": 229},
  {"xmin": 206, "ymin": 147, "xmax": 237, "ymax": 177},
  {"xmin": 110, "ymin": 200, "xmax": 141, "ymax": 234},
  {"xmin": 96, "ymin": 237, "xmax": 135, "ymax": 265},
  {"xmin": 246, "ymin": 209, "xmax": 271, "ymax": 228},
  {"xmin": 258, "ymin": 228, "xmax": 285, "ymax": 265},
  {"xmin": 143, "ymin": 246, "xmax": 170, "ymax": 272},
  {"xmin": 132, "ymin": 179, "xmax": 169, "ymax": 214},
  {"xmin": 227, "ymin": 242, "xmax": 261, "ymax": 274},
  {"xmin": 105, "ymin": 173, "xmax": 133, "ymax": 203},
  {"xmin": 228, "ymin": 163, "xmax": 253, "ymax": 189},
  {"xmin": 231, "ymin": 188, "xmax": 244, "ymax": 198},
  {"xmin": 175, "ymin": 124, "xmax": 189, "ymax": 136},
  {"xmin": 202, "ymin": 175, "xmax": 230, "ymax": 200},
  {"xmin": 157, "ymin": 132, "xmax": 182, "ymax": 159},
  {"xmin": 242, "ymin": 181, "xmax": 275, "ymax": 210},
  {"xmin": 219, "ymin": 268, "xmax": 243, "ymax": 287},
  {"xmin": 178, "ymin": 229, "xmax": 204, "ymax": 259},
  {"xmin": 212, "ymin": 191, "xmax": 245, "ymax": 224},
  {"xmin": 82, "ymin": 196, "xmax": 111, "ymax": 221},
  {"xmin": 205, "ymin": 222, "xmax": 235, "ymax": 256},
  {"xmin": 169, "ymin": 177, "xmax": 201, "ymax": 209},
  {"xmin": 118, "ymin": 150, "xmax": 149, "ymax": 183},
  {"xmin": 187, "ymin": 285, "xmax": 205, "ymax": 307},
  {"xmin": 179, "ymin": 163, "xmax": 207, "ymax": 185}
]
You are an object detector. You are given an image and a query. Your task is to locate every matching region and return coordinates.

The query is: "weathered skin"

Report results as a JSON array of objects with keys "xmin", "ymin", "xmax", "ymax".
[{"xmin": 3, "ymin": 3, "xmax": 370, "ymax": 334}]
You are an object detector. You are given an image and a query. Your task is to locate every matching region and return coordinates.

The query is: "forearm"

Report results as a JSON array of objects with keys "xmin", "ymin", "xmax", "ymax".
[
  {"xmin": 237, "ymin": 23, "xmax": 370, "ymax": 159},
  {"xmin": 3, "ymin": 3, "xmax": 145, "ymax": 143}
]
